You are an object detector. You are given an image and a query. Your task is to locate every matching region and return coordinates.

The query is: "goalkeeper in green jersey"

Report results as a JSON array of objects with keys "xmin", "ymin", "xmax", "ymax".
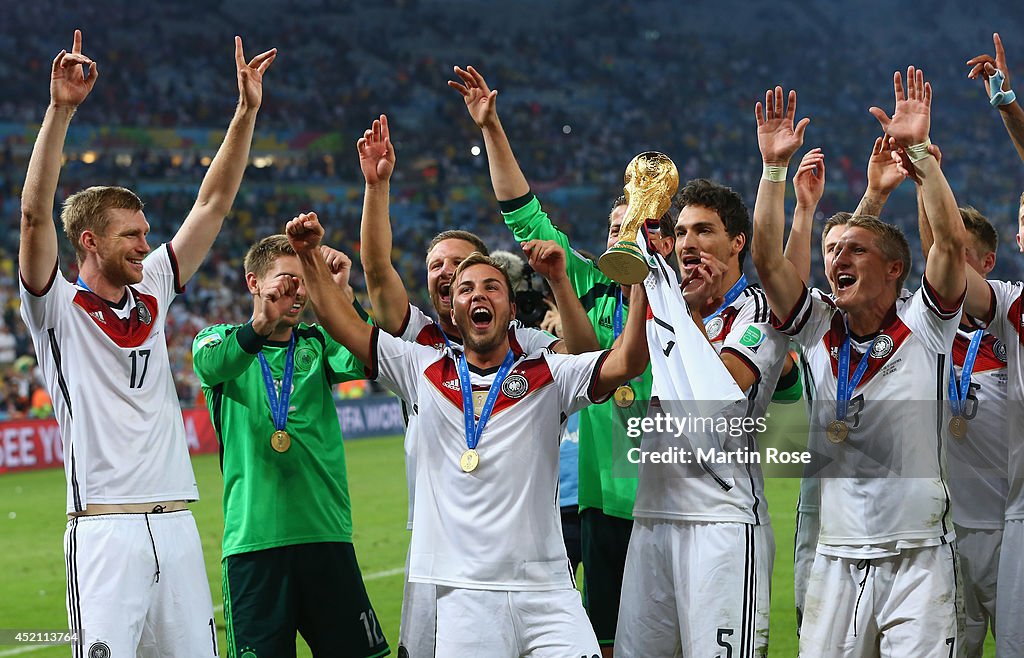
[{"xmin": 192, "ymin": 235, "xmax": 389, "ymax": 658}]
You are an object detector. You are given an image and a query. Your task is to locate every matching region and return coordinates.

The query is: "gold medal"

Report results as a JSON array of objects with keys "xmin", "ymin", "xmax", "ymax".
[
  {"xmin": 472, "ymin": 390, "xmax": 489, "ymax": 416},
  {"xmin": 826, "ymin": 419, "xmax": 849, "ymax": 444},
  {"xmin": 613, "ymin": 384, "xmax": 636, "ymax": 408},
  {"xmin": 949, "ymin": 416, "xmax": 968, "ymax": 440},
  {"xmin": 460, "ymin": 448, "xmax": 480, "ymax": 473},
  {"xmin": 271, "ymin": 430, "xmax": 291, "ymax": 453}
]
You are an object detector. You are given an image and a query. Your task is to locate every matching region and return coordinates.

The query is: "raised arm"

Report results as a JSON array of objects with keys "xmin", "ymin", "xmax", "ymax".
[
  {"xmin": 785, "ymin": 148, "xmax": 825, "ymax": 282},
  {"xmin": 593, "ymin": 283, "xmax": 649, "ymax": 398},
  {"xmin": 170, "ymin": 37, "xmax": 275, "ymax": 284},
  {"xmin": 356, "ymin": 114, "xmax": 408, "ymax": 333},
  {"xmin": 448, "ymin": 66, "xmax": 530, "ymax": 202},
  {"xmin": 870, "ymin": 67, "xmax": 966, "ymax": 306},
  {"xmin": 968, "ymin": 32, "xmax": 1024, "ymax": 162},
  {"xmin": 522, "ymin": 240, "xmax": 599, "ymax": 354},
  {"xmin": 897, "ymin": 142, "xmax": 992, "ymax": 319},
  {"xmin": 20, "ymin": 30, "xmax": 98, "ymax": 292},
  {"xmin": 853, "ymin": 136, "xmax": 904, "ymax": 217},
  {"xmin": 287, "ymin": 212, "xmax": 374, "ymax": 365},
  {"xmin": 751, "ymin": 87, "xmax": 811, "ymax": 320}
]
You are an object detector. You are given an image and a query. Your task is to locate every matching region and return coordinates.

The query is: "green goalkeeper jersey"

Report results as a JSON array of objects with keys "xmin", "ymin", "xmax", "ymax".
[
  {"xmin": 503, "ymin": 194, "xmax": 648, "ymax": 520},
  {"xmin": 192, "ymin": 321, "xmax": 365, "ymax": 558}
]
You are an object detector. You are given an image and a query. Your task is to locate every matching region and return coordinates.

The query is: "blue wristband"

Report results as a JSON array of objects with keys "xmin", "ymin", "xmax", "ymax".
[{"xmin": 990, "ymin": 69, "xmax": 1017, "ymax": 107}]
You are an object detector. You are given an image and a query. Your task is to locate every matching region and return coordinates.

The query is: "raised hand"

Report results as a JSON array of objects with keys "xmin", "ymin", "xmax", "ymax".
[
  {"xmin": 252, "ymin": 274, "xmax": 298, "ymax": 335},
  {"xmin": 357, "ymin": 114, "xmax": 396, "ymax": 185},
  {"xmin": 794, "ymin": 148, "xmax": 825, "ymax": 208},
  {"xmin": 286, "ymin": 212, "xmax": 325, "ymax": 254},
  {"xmin": 967, "ymin": 32, "xmax": 1011, "ymax": 97},
  {"xmin": 319, "ymin": 245, "xmax": 353, "ymax": 289},
  {"xmin": 755, "ymin": 87, "xmax": 810, "ymax": 165},
  {"xmin": 448, "ymin": 66, "xmax": 498, "ymax": 128},
  {"xmin": 869, "ymin": 67, "xmax": 932, "ymax": 147},
  {"xmin": 866, "ymin": 136, "xmax": 904, "ymax": 195},
  {"xmin": 234, "ymin": 36, "xmax": 276, "ymax": 111},
  {"xmin": 51, "ymin": 30, "xmax": 98, "ymax": 109},
  {"xmin": 521, "ymin": 240, "xmax": 567, "ymax": 283}
]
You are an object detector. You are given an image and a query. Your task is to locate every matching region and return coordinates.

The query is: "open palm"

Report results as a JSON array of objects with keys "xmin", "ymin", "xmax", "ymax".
[
  {"xmin": 755, "ymin": 87, "xmax": 810, "ymax": 165},
  {"xmin": 870, "ymin": 67, "xmax": 931, "ymax": 147}
]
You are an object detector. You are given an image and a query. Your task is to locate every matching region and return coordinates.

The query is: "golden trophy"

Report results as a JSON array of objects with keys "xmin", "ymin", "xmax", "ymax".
[{"xmin": 598, "ymin": 151, "xmax": 679, "ymax": 284}]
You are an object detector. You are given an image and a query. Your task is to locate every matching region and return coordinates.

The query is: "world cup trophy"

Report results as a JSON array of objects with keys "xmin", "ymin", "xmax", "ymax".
[{"xmin": 598, "ymin": 151, "xmax": 679, "ymax": 284}]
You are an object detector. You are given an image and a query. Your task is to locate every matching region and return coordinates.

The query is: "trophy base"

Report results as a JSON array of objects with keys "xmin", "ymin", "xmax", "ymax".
[{"xmin": 598, "ymin": 243, "xmax": 650, "ymax": 285}]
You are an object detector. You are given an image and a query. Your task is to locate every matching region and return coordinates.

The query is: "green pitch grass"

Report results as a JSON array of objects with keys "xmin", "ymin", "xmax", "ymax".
[{"xmin": 0, "ymin": 434, "xmax": 995, "ymax": 657}]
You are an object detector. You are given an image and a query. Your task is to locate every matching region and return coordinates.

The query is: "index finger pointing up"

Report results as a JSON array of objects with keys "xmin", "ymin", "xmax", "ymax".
[
  {"xmin": 72, "ymin": 29, "xmax": 82, "ymax": 55},
  {"xmin": 234, "ymin": 36, "xmax": 246, "ymax": 70}
]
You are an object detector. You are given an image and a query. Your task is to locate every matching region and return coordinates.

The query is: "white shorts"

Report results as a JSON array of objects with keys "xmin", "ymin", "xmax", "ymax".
[
  {"xmin": 955, "ymin": 525, "xmax": 1001, "ymax": 657},
  {"xmin": 615, "ymin": 519, "xmax": 774, "ymax": 658},
  {"xmin": 399, "ymin": 545, "xmax": 436, "ymax": 658},
  {"xmin": 434, "ymin": 586, "xmax": 599, "ymax": 658},
  {"xmin": 799, "ymin": 543, "xmax": 965, "ymax": 658},
  {"xmin": 64, "ymin": 510, "xmax": 216, "ymax": 658},
  {"xmin": 997, "ymin": 519, "xmax": 1024, "ymax": 657}
]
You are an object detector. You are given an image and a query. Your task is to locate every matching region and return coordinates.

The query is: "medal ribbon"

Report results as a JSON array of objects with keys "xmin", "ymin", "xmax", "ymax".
[
  {"xmin": 258, "ymin": 334, "xmax": 296, "ymax": 432},
  {"xmin": 457, "ymin": 349, "xmax": 515, "ymax": 451},
  {"xmin": 948, "ymin": 329, "xmax": 983, "ymax": 417},
  {"xmin": 703, "ymin": 274, "xmax": 748, "ymax": 325},
  {"xmin": 613, "ymin": 288, "xmax": 624, "ymax": 340},
  {"xmin": 836, "ymin": 322, "xmax": 880, "ymax": 422}
]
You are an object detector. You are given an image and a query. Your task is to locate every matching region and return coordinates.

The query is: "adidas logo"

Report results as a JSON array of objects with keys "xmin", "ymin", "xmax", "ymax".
[
  {"xmin": 442, "ymin": 380, "xmax": 460, "ymax": 391},
  {"xmin": 89, "ymin": 310, "xmax": 106, "ymax": 324}
]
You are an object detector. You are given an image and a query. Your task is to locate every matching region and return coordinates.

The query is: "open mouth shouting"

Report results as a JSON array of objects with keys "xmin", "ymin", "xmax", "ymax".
[
  {"xmin": 470, "ymin": 304, "xmax": 494, "ymax": 331},
  {"xmin": 439, "ymin": 279, "xmax": 453, "ymax": 307},
  {"xmin": 836, "ymin": 272, "xmax": 857, "ymax": 292}
]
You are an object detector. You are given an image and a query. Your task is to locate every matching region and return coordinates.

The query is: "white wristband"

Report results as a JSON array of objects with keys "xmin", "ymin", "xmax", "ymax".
[
  {"xmin": 905, "ymin": 139, "xmax": 932, "ymax": 163},
  {"xmin": 762, "ymin": 163, "xmax": 787, "ymax": 183}
]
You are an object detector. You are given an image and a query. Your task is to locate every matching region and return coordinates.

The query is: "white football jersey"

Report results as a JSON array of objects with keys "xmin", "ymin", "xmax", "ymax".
[
  {"xmin": 633, "ymin": 285, "xmax": 788, "ymax": 524},
  {"xmin": 775, "ymin": 280, "xmax": 959, "ymax": 556},
  {"xmin": 981, "ymin": 281, "xmax": 1024, "ymax": 521},
  {"xmin": 947, "ymin": 327, "xmax": 1009, "ymax": 529},
  {"xmin": 371, "ymin": 327, "xmax": 606, "ymax": 590},
  {"xmin": 20, "ymin": 245, "xmax": 197, "ymax": 514},
  {"xmin": 397, "ymin": 303, "xmax": 557, "ymax": 529}
]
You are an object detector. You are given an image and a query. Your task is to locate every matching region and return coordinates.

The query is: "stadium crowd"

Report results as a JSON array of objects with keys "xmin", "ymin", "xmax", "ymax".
[{"xmin": 0, "ymin": 1, "xmax": 1022, "ymax": 414}]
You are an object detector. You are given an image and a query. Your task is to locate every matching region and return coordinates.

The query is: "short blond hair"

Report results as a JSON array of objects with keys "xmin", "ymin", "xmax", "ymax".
[
  {"xmin": 453, "ymin": 252, "xmax": 515, "ymax": 303},
  {"xmin": 61, "ymin": 186, "xmax": 144, "ymax": 262},
  {"xmin": 244, "ymin": 235, "xmax": 296, "ymax": 279},
  {"xmin": 846, "ymin": 215, "xmax": 912, "ymax": 291},
  {"xmin": 959, "ymin": 206, "xmax": 997, "ymax": 255}
]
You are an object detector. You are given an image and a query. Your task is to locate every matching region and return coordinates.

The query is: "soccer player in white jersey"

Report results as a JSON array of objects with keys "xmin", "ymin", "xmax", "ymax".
[
  {"xmin": 785, "ymin": 135, "xmax": 913, "ymax": 635},
  {"xmin": 354, "ymin": 114, "xmax": 595, "ymax": 657},
  {"xmin": 963, "ymin": 32, "xmax": 1024, "ymax": 657},
  {"xmin": 916, "ymin": 204, "xmax": 1008, "ymax": 656},
  {"xmin": 18, "ymin": 31, "xmax": 274, "ymax": 656},
  {"xmin": 286, "ymin": 210, "xmax": 647, "ymax": 657},
  {"xmin": 614, "ymin": 178, "xmax": 788, "ymax": 656},
  {"xmin": 751, "ymin": 71, "xmax": 969, "ymax": 656}
]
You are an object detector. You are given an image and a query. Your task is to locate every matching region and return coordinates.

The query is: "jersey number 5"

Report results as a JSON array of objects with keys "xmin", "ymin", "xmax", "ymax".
[{"xmin": 129, "ymin": 349, "xmax": 151, "ymax": 388}]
